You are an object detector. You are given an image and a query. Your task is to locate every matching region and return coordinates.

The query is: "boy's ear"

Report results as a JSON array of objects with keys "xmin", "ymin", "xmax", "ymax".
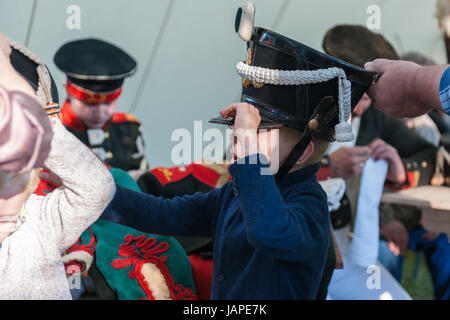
[{"xmin": 295, "ymin": 141, "xmax": 314, "ymax": 166}]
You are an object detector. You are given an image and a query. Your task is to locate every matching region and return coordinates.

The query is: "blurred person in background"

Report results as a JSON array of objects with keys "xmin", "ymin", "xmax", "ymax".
[
  {"xmin": 54, "ymin": 38, "xmax": 148, "ymax": 178},
  {"xmin": 320, "ymin": 25, "xmax": 438, "ymax": 300}
]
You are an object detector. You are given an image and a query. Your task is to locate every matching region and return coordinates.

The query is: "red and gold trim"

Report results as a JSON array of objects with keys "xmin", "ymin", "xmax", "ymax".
[
  {"xmin": 150, "ymin": 164, "xmax": 222, "ymax": 188},
  {"xmin": 66, "ymin": 79, "xmax": 122, "ymax": 104},
  {"xmin": 61, "ymin": 99, "xmax": 86, "ymax": 131}
]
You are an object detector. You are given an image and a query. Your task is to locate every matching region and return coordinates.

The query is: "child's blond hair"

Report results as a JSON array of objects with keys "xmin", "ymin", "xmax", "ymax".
[{"xmin": 279, "ymin": 126, "xmax": 330, "ymax": 169}]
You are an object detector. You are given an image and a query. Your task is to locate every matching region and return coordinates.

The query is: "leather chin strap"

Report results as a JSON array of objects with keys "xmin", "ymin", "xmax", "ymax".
[
  {"xmin": 275, "ymin": 96, "xmax": 336, "ymax": 180},
  {"xmin": 275, "ymin": 132, "xmax": 312, "ymax": 180}
]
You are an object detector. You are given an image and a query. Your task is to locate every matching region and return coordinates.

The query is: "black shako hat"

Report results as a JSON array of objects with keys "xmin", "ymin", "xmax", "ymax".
[
  {"xmin": 54, "ymin": 38, "xmax": 137, "ymax": 93},
  {"xmin": 210, "ymin": 2, "xmax": 377, "ymax": 178},
  {"xmin": 8, "ymin": 39, "xmax": 60, "ymax": 117}
]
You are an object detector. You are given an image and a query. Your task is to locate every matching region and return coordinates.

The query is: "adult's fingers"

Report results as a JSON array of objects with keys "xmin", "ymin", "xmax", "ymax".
[
  {"xmin": 364, "ymin": 58, "xmax": 393, "ymax": 73},
  {"xmin": 351, "ymin": 146, "xmax": 371, "ymax": 157},
  {"xmin": 376, "ymin": 148, "xmax": 397, "ymax": 164},
  {"xmin": 368, "ymin": 139, "xmax": 390, "ymax": 158},
  {"xmin": 368, "ymin": 138, "xmax": 384, "ymax": 149},
  {"xmin": 388, "ymin": 241, "xmax": 400, "ymax": 256},
  {"xmin": 365, "ymin": 59, "xmax": 395, "ymax": 102},
  {"xmin": 370, "ymin": 143, "xmax": 390, "ymax": 160}
]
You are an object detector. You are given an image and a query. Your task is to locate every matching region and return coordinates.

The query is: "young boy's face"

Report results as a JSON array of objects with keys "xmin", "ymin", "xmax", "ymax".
[
  {"xmin": 232, "ymin": 128, "xmax": 278, "ymax": 161},
  {"xmin": 223, "ymin": 102, "xmax": 314, "ymax": 172},
  {"xmin": 232, "ymin": 127, "xmax": 302, "ymax": 170},
  {"xmin": 70, "ymin": 96, "xmax": 117, "ymax": 129}
]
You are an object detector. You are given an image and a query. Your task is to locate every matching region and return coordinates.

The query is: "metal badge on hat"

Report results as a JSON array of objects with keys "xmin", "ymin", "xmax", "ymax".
[{"xmin": 242, "ymin": 48, "xmax": 264, "ymax": 89}]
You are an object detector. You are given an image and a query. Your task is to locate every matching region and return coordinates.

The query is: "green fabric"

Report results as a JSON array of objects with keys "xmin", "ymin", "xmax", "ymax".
[
  {"xmin": 91, "ymin": 219, "xmax": 196, "ymax": 300},
  {"xmin": 71, "ymin": 167, "xmax": 196, "ymax": 299},
  {"xmin": 110, "ymin": 167, "xmax": 142, "ymax": 192}
]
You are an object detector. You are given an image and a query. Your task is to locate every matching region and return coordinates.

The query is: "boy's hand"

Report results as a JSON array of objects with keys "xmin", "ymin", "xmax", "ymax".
[
  {"xmin": 220, "ymin": 102, "xmax": 261, "ymax": 131},
  {"xmin": 220, "ymin": 103, "xmax": 261, "ymax": 159}
]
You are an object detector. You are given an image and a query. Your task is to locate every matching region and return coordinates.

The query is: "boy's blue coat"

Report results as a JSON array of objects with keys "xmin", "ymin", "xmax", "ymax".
[{"xmin": 102, "ymin": 154, "xmax": 331, "ymax": 299}]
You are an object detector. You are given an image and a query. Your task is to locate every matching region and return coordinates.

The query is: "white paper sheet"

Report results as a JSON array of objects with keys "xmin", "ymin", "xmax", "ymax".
[{"xmin": 349, "ymin": 158, "xmax": 388, "ymax": 268}]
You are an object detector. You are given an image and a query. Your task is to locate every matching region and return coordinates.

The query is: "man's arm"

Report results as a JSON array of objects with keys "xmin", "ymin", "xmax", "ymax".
[
  {"xmin": 101, "ymin": 183, "xmax": 225, "ymax": 238},
  {"xmin": 365, "ymin": 59, "xmax": 449, "ymax": 117}
]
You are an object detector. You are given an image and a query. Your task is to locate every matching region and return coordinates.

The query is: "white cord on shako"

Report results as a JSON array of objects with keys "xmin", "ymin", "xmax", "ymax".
[
  {"xmin": 236, "ymin": 61, "xmax": 354, "ymax": 142},
  {"xmin": 8, "ymin": 39, "xmax": 54, "ymax": 108}
]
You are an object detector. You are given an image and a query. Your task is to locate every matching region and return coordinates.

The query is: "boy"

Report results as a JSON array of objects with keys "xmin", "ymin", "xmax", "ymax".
[
  {"xmin": 101, "ymin": 2, "xmax": 375, "ymax": 299},
  {"xmin": 54, "ymin": 38, "xmax": 148, "ymax": 174}
]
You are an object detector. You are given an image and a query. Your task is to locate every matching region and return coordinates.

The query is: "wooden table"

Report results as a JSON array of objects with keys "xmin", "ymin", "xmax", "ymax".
[{"xmin": 381, "ymin": 186, "xmax": 450, "ymax": 237}]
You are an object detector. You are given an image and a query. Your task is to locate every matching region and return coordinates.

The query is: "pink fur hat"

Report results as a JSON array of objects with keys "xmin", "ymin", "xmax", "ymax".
[{"xmin": 0, "ymin": 85, "xmax": 53, "ymax": 172}]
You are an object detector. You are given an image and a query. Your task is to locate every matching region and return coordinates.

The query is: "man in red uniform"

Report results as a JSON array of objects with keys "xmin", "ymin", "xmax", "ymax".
[{"xmin": 54, "ymin": 38, "xmax": 147, "ymax": 174}]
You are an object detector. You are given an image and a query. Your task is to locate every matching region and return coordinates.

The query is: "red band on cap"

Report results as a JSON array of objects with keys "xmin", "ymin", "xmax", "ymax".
[{"xmin": 66, "ymin": 80, "xmax": 122, "ymax": 104}]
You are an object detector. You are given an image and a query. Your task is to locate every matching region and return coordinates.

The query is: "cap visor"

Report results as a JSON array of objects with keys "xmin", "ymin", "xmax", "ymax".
[{"xmin": 209, "ymin": 115, "xmax": 282, "ymax": 129}]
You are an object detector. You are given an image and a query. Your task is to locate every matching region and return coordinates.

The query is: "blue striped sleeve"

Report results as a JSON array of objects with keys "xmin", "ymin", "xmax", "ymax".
[{"xmin": 439, "ymin": 67, "xmax": 450, "ymax": 115}]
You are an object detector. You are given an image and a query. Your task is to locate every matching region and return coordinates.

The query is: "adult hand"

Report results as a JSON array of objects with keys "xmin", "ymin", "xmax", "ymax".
[
  {"xmin": 368, "ymin": 138, "xmax": 406, "ymax": 185},
  {"xmin": 365, "ymin": 59, "xmax": 447, "ymax": 118},
  {"xmin": 380, "ymin": 220, "xmax": 409, "ymax": 256},
  {"xmin": 328, "ymin": 146, "xmax": 371, "ymax": 179}
]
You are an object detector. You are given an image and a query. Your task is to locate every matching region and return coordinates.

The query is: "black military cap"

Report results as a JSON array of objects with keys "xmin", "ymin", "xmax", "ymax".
[
  {"xmin": 9, "ymin": 42, "xmax": 59, "ymax": 104},
  {"xmin": 210, "ymin": 2, "xmax": 376, "ymax": 178},
  {"xmin": 8, "ymin": 39, "xmax": 60, "ymax": 117},
  {"xmin": 323, "ymin": 24, "xmax": 399, "ymax": 68},
  {"xmin": 210, "ymin": 2, "xmax": 376, "ymax": 143},
  {"xmin": 54, "ymin": 38, "xmax": 137, "ymax": 93}
]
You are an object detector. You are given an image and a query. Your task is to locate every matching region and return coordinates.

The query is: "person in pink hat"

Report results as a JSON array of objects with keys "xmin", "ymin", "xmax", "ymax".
[{"xmin": 0, "ymin": 32, "xmax": 116, "ymax": 299}]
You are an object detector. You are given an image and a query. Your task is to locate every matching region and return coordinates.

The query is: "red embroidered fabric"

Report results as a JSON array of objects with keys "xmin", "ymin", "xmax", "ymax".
[{"xmin": 112, "ymin": 234, "xmax": 197, "ymax": 300}]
